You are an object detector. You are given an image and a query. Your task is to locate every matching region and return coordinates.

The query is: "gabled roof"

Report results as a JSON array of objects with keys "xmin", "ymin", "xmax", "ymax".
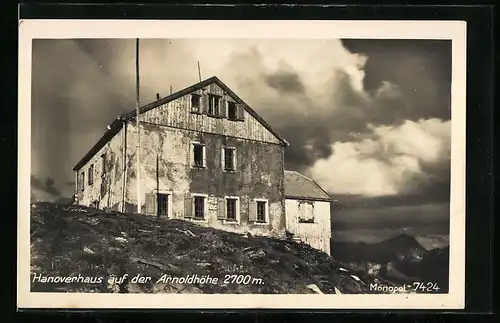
[
  {"xmin": 73, "ymin": 76, "xmax": 289, "ymax": 171},
  {"xmin": 284, "ymin": 170, "xmax": 332, "ymax": 202}
]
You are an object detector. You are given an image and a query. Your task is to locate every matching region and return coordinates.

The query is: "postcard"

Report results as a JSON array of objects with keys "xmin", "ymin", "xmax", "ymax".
[{"xmin": 18, "ymin": 19, "xmax": 466, "ymax": 309}]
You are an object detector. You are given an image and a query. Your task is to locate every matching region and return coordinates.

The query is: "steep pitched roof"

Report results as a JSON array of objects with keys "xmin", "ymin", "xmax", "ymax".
[
  {"xmin": 73, "ymin": 76, "xmax": 289, "ymax": 171},
  {"xmin": 284, "ymin": 170, "xmax": 332, "ymax": 201}
]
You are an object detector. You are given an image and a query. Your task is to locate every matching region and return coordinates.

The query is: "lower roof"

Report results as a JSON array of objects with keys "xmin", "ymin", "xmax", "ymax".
[{"xmin": 284, "ymin": 170, "xmax": 332, "ymax": 201}]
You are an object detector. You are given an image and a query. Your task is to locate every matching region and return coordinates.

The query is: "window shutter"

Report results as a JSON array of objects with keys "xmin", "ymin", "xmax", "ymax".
[
  {"xmin": 189, "ymin": 143, "xmax": 194, "ymax": 167},
  {"xmin": 153, "ymin": 194, "xmax": 159, "ymax": 216},
  {"xmin": 236, "ymin": 103, "xmax": 245, "ymax": 121},
  {"xmin": 233, "ymin": 148, "xmax": 237, "ymax": 170},
  {"xmin": 202, "ymin": 145, "xmax": 207, "ymax": 167},
  {"xmin": 217, "ymin": 199, "xmax": 226, "ymax": 220},
  {"xmin": 184, "ymin": 196, "xmax": 193, "ymax": 218},
  {"xmin": 201, "ymin": 91, "xmax": 209, "ymax": 114},
  {"xmin": 220, "ymin": 95, "xmax": 227, "ymax": 118},
  {"xmin": 144, "ymin": 193, "xmax": 155, "ymax": 215},
  {"xmin": 221, "ymin": 147, "xmax": 225, "ymax": 169},
  {"xmin": 249, "ymin": 201, "xmax": 257, "ymax": 221}
]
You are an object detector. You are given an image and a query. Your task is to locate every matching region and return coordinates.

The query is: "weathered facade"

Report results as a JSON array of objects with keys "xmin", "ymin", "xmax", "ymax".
[
  {"xmin": 284, "ymin": 171, "xmax": 332, "ymax": 255},
  {"xmin": 73, "ymin": 76, "xmax": 332, "ymax": 248}
]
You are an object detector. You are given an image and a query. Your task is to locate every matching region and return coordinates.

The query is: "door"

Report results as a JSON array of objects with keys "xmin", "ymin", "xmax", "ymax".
[{"xmin": 157, "ymin": 193, "xmax": 169, "ymax": 217}]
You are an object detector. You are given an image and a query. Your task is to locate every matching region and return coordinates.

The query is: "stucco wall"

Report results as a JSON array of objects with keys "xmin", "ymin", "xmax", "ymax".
[
  {"xmin": 74, "ymin": 81, "xmax": 288, "ymax": 237},
  {"xmin": 124, "ymin": 121, "xmax": 286, "ymax": 237},
  {"xmin": 75, "ymin": 126, "xmax": 126, "ymax": 212},
  {"xmin": 285, "ymin": 199, "xmax": 331, "ymax": 255}
]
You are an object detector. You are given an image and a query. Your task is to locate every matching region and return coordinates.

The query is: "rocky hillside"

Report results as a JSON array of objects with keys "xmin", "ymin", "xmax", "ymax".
[{"xmin": 30, "ymin": 202, "xmax": 398, "ymax": 294}]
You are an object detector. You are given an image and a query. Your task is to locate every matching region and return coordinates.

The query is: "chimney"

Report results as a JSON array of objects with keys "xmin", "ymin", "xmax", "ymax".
[{"xmin": 156, "ymin": 93, "xmax": 160, "ymax": 100}]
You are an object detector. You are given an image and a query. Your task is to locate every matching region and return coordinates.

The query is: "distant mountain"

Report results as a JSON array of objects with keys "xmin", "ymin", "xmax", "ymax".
[
  {"xmin": 331, "ymin": 234, "xmax": 449, "ymax": 293},
  {"xmin": 331, "ymin": 233, "xmax": 427, "ymax": 264},
  {"xmin": 394, "ymin": 245, "xmax": 450, "ymax": 292},
  {"xmin": 54, "ymin": 196, "xmax": 75, "ymax": 205}
]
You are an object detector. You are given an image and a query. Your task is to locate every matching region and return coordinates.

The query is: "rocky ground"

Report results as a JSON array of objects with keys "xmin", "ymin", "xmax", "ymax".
[{"xmin": 30, "ymin": 202, "xmax": 402, "ymax": 294}]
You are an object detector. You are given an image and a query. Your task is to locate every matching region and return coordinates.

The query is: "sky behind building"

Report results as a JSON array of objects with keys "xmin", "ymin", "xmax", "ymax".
[{"xmin": 30, "ymin": 38, "xmax": 452, "ymax": 236}]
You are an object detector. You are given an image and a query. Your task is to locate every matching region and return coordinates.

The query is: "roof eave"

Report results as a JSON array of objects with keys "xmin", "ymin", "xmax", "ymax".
[
  {"xmin": 72, "ymin": 119, "xmax": 124, "ymax": 171},
  {"xmin": 285, "ymin": 195, "xmax": 333, "ymax": 202}
]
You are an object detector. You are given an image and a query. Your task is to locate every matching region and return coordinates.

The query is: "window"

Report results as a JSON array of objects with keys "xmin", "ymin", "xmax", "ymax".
[
  {"xmin": 257, "ymin": 201, "xmax": 267, "ymax": 222},
  {"xmin": 226, "ymin": 198, "xmax": 238, "ymax": 221},
  {"xmin": 192, "ymin": 143, "xmax": 206, "ymax": 167},
  {"xmin": 250, "ymin": 198, "xmax": 268, "ymax": 224},
  {"xmin": 88, "ymin": 165, "xmax": 94, "ymax": 185},
  {"xmin": 298, "ymin": 201, "xmax": 315, "ymax": 223},
  {"xmin": 146, "ymin": 192, "xmax": 172, "ymax": 217},
  {"xmin": 223, "ymin": 147, "xmax": 236, "ymax": 171},
  {"xmin": 100, "ymin": 154, "xmax": 106, "ymax": 177},
  {"xmin": 185, "ymin": 194, "xmax": 207, "ymax": 221},
  {"xmin": 79, "ymin": 171, "xmax": 85, "ymax": 191},
  {"xmin": 208, "ymin": 94, "xmax": 220, "ymax": 116},
  {"xmin": 228, "ymin": 101, "xmax": 237, "ymax": 120},
  {"xmin": 157, "ymin": 193, "xmax": 169, "ymax": 217},
  {"xmin": 191, "ymin": 94, "xmax": 201, "ymax": 113},
  {"xmin": 194, "ymin": 196, "xmax": 205, "ymax": 219}
]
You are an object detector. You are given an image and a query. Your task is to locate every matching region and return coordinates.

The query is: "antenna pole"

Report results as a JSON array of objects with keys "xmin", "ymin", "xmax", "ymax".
[
  {"xmin": 170, "ymin": 85, "xmax": 172, "ymax": 94},
  {"xmin": 135, "ymin": 38, "xmax": 142, "ymax": 214},
  {"xmin": 197, "ymin": 61, "xmax": 202, "ymax": 82}
]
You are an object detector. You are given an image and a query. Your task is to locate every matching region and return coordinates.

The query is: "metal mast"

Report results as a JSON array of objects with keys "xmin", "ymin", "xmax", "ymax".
[{"xmin": 135, "ymin": 38, "xmax": 141, "ymax": 213}]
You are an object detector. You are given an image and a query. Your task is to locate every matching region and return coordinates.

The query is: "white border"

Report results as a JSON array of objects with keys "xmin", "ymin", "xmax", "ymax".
[{"xmin": 18, "ymin": 19, "xmax": 466, "ymax": 309}]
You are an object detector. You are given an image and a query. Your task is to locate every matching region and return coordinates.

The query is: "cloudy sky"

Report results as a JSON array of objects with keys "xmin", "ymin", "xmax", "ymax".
[{"xmin": 31, "ymin": 38, "xmax": 451, "ymax": 242}]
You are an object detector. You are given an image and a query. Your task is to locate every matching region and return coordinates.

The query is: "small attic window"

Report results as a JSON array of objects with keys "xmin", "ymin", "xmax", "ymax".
[
  {"xmin": 228, "ymin": 101, "xmax": 237, "ymax": 121},
  {"xmin": 191, "ymin": 94, "xmax": 201, "ymax": 113},
  {"xmin": 208, "ymin": 94, "xmax": 221, "ymax": 116}
]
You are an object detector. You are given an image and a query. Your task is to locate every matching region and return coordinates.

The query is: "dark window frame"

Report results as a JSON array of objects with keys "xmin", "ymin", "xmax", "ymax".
[
  {"xmin": 191, "ymin": 93, "xmax": 201, "ymax": 113},
  {"xmin": 256, "ymin": 201, "xmax": 267, "ymax": 222},
  {"xmin": 227, "ymin": 101, "xmax": 238, "ymax": 121},
  {"xmin": 298, "ymin": 201, "xmax": 315, "ymax": 223},
  {"xmin": 193, "ymin": 196, "xmax": 205, "ymax": 220},
  {"xmin": 226, "ymin": 198, "xmax": 238, "ymax": 221},
  {"xmin": 100, "ymin": 154, "xmax": 106, "ymax": 177},
  {"xmin": 157, "ymin": 193, "xmax": 169, "ymax": 217},
  {"xmin": 79, "ymin": 171, "xmax": 85, "ymax": 191},
  {"xmin": 88, "ymin": 164, "xmax": 94, "ymax": 185},
  {"xmin": 223, "ymin": 147, "xmax": 236, "ymax": 171},
  {"xmin": 193, "ymin": 143, "xmax": 205, "ymax": 168},
  {"xmin": 208, "ymin": 94, "xmax": 221, "ymax": 116}
]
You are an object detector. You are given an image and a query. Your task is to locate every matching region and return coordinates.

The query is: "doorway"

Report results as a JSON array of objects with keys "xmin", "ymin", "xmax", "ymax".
[{"xmin": 157, "ymin": 193, "xmax": 169, "ymax": 217}]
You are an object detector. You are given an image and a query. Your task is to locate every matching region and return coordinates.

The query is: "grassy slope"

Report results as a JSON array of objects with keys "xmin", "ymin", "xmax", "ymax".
[{"xmin": 30, "ymin": 202, "xmax": 391, "ymax": 294}]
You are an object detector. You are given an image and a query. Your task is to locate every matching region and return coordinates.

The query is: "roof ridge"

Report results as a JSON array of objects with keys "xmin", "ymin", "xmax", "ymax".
[
  {"xmin": 73, "ymin": 75, "xmax": 289, "ymax": 170},
  {"xmin": 120, "ymin": 76, "xmax": 219, "ymax": 120},
  {"xmin": 121, "ymin": 75, "xmax": 289, "ymax": 146}
]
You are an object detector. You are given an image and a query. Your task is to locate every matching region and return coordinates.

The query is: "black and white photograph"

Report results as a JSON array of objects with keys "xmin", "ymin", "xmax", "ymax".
[{"xmin": 18, "ymin": 20, "xmax": 466, "ymax": 309}]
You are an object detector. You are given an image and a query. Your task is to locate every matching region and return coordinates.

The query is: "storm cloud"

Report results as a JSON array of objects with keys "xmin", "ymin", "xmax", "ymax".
[
  {"xmin": 31, "ymin": 39, "xmax": 451, "ymax": 211},
  {"xmin": 31, "ymin": 175, "xmax": 61, "ymax": 202}
]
